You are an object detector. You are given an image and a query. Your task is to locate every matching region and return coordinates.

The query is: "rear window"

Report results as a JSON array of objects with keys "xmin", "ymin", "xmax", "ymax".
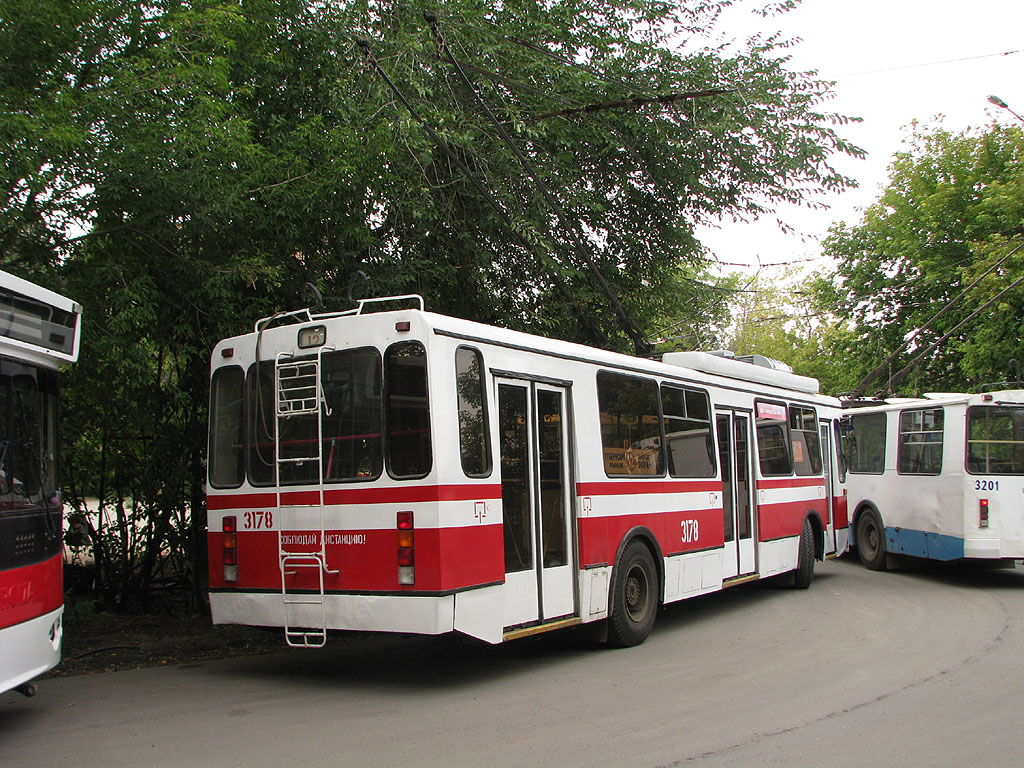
[{"xmin": 967, "ymin": 405, "xmax": 1024, "ymax": 475}]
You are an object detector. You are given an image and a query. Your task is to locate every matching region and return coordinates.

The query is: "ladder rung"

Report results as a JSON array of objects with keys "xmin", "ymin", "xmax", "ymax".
[{"xmin": 283, "ymin": 594, "xmax": 323, "ymax": 606}]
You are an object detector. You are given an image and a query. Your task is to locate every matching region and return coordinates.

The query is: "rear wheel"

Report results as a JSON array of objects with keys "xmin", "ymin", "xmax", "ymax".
[
  {"xmin": 856, "ymin": 508, "xmax": 887, "ymax": 570},
  {"xmin": 608, "ymin": 541, "xmax": 658, "ymax": 648},
  {"xmin": 792, "ymin": 516, "xmax": 816, "ymax": 589}
]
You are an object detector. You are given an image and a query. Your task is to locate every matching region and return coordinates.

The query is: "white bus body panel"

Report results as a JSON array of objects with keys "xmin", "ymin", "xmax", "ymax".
[{"xmin": 0, "ymin": 607, "xmax": 62, "ymax": 695}]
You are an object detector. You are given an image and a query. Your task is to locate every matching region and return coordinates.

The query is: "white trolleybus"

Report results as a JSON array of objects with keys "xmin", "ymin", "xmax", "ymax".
[
  {"xmin": 207, "ymin": 295, "xmax": 849, "ymax": 647},
  {"xmin": 843, "ymin": 389, "xmax": 1024, "ymax": 570},
  {"xmin": 0, "ymin": 271, "xmax": 81, "ymax": 697}
]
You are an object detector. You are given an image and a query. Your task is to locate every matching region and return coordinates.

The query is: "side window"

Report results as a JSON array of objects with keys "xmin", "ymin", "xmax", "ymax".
[
  {"xmin": 790, "ymin": 405, "xmax": 823, "ymax": 476},
  {"xmin": 455, "ymin": 346, "xmax": 491, "ymax": 477},
  {"xmin": 897, "ymin": 408, "xmax": 943, "ymax": 475},
  {"xmin": 660, "ymin": 384, "xmax": 715, "ymax": 478},
  {"xmin": 321, "ymin": 347, "xmax": 383, "ymax": 482},
  {"xmin": 755, "ymin": 400, "xmax": 792, "ymax": 476},
  {"xmin": 848, "ymin": 412, "xmax": 887, "ymax": 474},
  {"xmin": 597, "ymin": 372, "xmax": 664, "ymax": 477},
  {"xmin": 209, "ymin": 366, "xmax": 245, "ymax": 488},
  {"xmin": 386, "ymin": 341, "xmax": 431, "ymax": 478}
]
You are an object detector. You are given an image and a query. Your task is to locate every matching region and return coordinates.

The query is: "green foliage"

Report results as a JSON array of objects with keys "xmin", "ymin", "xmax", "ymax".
[
  {"xmin": 1, "ymin": 0, "xmax": 861, "ymax": 609},
  {"xmin": 721, "ymin": 266, "xmax": 851, "ymax": 393},
  {"xmin": 817, "ymin": 120, "xmax": 1024, "ymax": 396}
]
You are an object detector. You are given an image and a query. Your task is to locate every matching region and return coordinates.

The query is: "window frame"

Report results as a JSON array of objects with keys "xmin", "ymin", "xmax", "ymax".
[
  {"xmin": 897, "ymin": 407, "xmax": 944, "ymax": 476},
  {"xmin": 384, "ymin": 340, "xmax": 433, "ymax": 480},
  {"xmin": 847, "ymin": 411, "xmax": 888, "ymax": 475},
  {"xmin": 789, "ymin": 405, "xmax": 823, "ymax": 477},
  {"xmin": 596, "ymin": 371, "xmax": 665, "ymax": 478},
  {"xmin": 659, "ymin": 383, "xmax": 716, "ymax": 479},
  {"xmin": 966, "ymin": 405, "xmax": 1024, "ymax": 476},
  {"xmin": 320, "ymin": 346, "xmax": 384, "ymax": 484},
  {"xmin": 754, "ymin": 399, "xmax": 793, "ymax": 477},
  {"xmin": 455, "ymin": 345, "xmax": 492, "ymax": 478},
  {"xmin": 208, "ymin": 365, "xmax": 246, "ymax": 489}
]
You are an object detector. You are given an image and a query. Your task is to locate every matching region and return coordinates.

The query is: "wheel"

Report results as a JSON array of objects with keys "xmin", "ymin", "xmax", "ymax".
[
  {"xmin": 608, "ymin": 540, "xmax": 658, "ymax": 648},
  {"xmin": 856, "ymin": 508, "xmax": 887, "ymax": 570},
  {"xmin": 792, "ymin": 516, "xmax": 816, "ymax": 589}
]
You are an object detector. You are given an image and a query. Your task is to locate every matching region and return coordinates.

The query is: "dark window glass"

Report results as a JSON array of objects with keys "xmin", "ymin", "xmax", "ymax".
[
  {"xmin": 790, "ymin": 405, "xmax": 823, "ymax": 476},
  {"xmin": 661, "ymin": 384, "xmax": 715, "ymax": 478},
  {"xmin": 386, "ymin": 342, "xmax": 431, "ymax": 478},
  {"xmin": 456, "ymin": 347, "xmax": 491, "ymax": 477},
  {"xmin": 247, "ymin": 361, "xmax": 276, "ymax": 486},
  {"xmin": 538, "ymin": 389, "xmax": 567, "ymax": 568},
  {"xmin": 897, "ymin": 408, "xmax": 944, "ymax": 475},
  {"xmin": 0, "ymin": 360, "xmax": 61, "ymax": 570},
  {"xmin": 209, "ymin": 366, "xmax": 245, "ymax": 488},
  {"xmin": 597, "ymin": 372, "xmax": 664, "ymax": 477},
  {"xmin": 756, "ymin": 400, "xmax": 792, "ymax": 476},
  {"xmin": 499, "ymin": 384, "xmax": 531, "ymax": 573},
  {"xmin": 321, "ymin": 348, "xmax": 383, "ymax": 481},
  {"xmin": 967, "ymin": 406, "xmax": 1024, "ymax": 475},
  {"xmin": 848, "ymin": 412, "xmax": 887, "ymax": 474},
  {"xmin": 834, "ymin": 420, "xmax": 848, "ymax": 483}
]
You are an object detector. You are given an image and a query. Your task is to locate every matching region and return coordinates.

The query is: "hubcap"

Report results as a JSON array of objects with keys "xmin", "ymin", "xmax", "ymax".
[{"xmin": 625, "ymin": 565, "xmax": 649, "ymax": 621}]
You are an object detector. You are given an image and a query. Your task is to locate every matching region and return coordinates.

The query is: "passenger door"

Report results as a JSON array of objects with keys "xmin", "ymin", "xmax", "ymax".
[
  {"xmin": 717, "ymin": 411, "xmax": 756, "ymax": 580},
  {"xmin": 497, "ymin": 378, "xmax": 576, "ymax": 629}
]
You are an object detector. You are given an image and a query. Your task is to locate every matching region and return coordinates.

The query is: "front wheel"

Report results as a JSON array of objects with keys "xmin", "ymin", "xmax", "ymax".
[
  {"xmin": 792, "ymin": 516, "xmax": 816, "ymax": 589},
  {"xmin": 856, "ymin": 508, "xmax": 887, "ymax": 571},
  {"xmin": 608, "ymin": 541, "xmax": 658, "ymax": 648}
]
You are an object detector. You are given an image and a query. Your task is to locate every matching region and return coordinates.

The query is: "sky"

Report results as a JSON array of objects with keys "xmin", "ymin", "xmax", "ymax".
[{"xmin": 697, "ymin": 0, "xmax": 1024, "ymax": 273}]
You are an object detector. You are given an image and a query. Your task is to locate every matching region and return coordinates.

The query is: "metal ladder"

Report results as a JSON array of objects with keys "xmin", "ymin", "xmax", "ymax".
[{"xmin": 275, "ymin": 350, "xmax": 334, "ymax": 648}]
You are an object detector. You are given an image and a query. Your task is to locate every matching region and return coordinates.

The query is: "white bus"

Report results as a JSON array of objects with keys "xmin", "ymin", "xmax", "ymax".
[
  {"xmin": 207, "ymin": 295, "xmax": 849, "ymax": 648},
  {"xmin": 0, "ymin": 270, "xmax": 81, "ymax": 697},
  {"xmin": 842, "ymin": 390, "xmax": 1024, "ymax": 569}
]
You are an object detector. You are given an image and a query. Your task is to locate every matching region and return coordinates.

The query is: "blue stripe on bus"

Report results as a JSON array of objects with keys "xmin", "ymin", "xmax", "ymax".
[{"xmin": 885, "ymin": 527, "xmax": 965, "ymax": 561}]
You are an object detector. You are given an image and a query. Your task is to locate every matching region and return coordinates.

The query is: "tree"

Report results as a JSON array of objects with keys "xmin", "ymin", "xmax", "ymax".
[
  {"xmin": 817, "ymin": 120, "xmax": 1024, "ymax": 397},
  {"xmin": 1, "ymin": 0, "xmax": 862, "ymax": 609},
  {"xmin": 720, "ymin": 265, "xmax": 851, "ymax": 394}
]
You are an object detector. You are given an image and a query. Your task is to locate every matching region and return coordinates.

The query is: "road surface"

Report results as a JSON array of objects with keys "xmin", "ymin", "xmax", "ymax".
[{"xmin": 3, "ymin": 557, "xmax": 1023, "ymax": 767}]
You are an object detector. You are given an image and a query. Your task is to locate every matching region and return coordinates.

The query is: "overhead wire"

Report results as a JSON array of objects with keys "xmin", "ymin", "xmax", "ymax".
[
  {"xmin": 848, "ymin": 239, "xmax": 1024, "ymax": 398},
  {"xmin": 425, "ymin": 12, "xmax": 656, "ymax": 355}
]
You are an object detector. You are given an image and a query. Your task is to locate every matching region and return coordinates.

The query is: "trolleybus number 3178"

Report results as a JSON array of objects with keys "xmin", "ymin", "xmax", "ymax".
[
  {"xmin": 681, "ymin": 519, "xmax": 700, "ymax": 544},
  {"xmin": 243, "ymin": 511, "xmax": 274, "ymax": 530}
]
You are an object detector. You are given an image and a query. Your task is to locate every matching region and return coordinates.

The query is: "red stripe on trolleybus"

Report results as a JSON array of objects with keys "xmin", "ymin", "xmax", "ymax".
[{"xmin": 0, "ymin": 554, "xmax": 63, "ymax": 630}]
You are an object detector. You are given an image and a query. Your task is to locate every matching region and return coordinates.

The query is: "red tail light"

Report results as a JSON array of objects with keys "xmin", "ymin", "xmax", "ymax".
[
  {"xmin": 397, "ymin": 511, "xmax": 414, "ymax": 585},
  {"xmin": 223, "ymin": 516, "xmax": 238, "ymax": 582},
  {"xmin": 980, "ymin": 499, "xmax": 990, "ymax": 528}
]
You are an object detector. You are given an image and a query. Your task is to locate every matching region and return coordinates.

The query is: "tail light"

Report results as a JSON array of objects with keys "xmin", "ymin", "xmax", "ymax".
[
  {"xmin": 223, "ymin": 516, "xmax": 238, "ymax": 582},
  {"xmin": 397, "ymin": 510, "xmax": 414, "ymax": 585},
  {"xmin": 979, "ymin": 499, "xmax": 989, "ymax": 529}
]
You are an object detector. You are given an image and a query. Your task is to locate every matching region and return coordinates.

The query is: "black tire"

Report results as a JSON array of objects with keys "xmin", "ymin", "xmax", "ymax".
[
  {"xmin": 856, "ymin": 508, "xmax": 887, "ymax": 571},
  {"xmin": 608, "ymin": 540, "xmax": 658, "ymax": 648},
  {"xmin": 792, "ymin": 516, "xmax": 816, "ymax": 589}
]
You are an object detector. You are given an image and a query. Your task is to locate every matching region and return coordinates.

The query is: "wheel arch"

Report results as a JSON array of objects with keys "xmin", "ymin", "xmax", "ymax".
[
  {"xmin": 851, "ymin": 500, "xmax": 882, "ymax": 548},
  {"xmin": 803, "ymin": 509, "xmax": 826, "ymax": 560},
  {"xmin": 610, "ymin": 526, "xmax": 664, "ymax": 605}
]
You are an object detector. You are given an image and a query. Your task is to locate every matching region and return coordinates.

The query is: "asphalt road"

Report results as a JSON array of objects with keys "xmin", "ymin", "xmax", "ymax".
[{"xmin": 3, "ymin": 557, "xmax": 1024, "ymax": 767}]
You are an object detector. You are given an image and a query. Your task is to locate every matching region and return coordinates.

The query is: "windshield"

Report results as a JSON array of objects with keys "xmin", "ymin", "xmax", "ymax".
[
  {"xmin": 0, "ymin": 358, "xmax": 61, "ymax": 571},
  {"xmin": 0, "ymin": 359, "xmax": 59, "ymax": 504}
]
